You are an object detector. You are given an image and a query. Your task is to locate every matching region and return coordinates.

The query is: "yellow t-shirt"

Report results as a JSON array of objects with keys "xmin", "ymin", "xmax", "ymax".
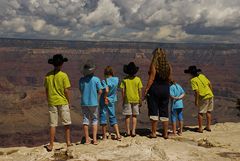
[
  {"xmin": 44, "ymin": 70, "xmax": 71, "ymax": 106},
  {"xmin": 120, "ymin": 76, "xmax": 143, "ymax": 103},
  {"xmin": 191, "ymin": 74, "xmax": 214, "ymax": 99}
]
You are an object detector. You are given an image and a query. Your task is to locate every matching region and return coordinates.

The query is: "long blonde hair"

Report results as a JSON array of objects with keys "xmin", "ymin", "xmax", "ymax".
[{"xmin": 151, "ymin": 48, "xmax": 171, "ymax": 81}]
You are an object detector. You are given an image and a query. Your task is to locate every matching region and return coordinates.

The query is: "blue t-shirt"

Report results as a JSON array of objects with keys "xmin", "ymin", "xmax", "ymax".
[
  {"xmin": 79, "ymin": 75, "xmax": 103, "ymax": 106},
  {"xmin": 100, "ymin": 77, "xmax": 119, "ymax": 103},
  {"xmin": 170, "ymin": 83, "xmax": 185, "ymax": 109}
]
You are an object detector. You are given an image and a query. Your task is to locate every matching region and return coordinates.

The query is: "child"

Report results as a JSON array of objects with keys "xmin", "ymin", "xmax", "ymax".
[
  {"xmin": 184, "ymin": 66, "xmax": 214, "ymax": 133},
  {"xmin": 169, "ymin": 80, "xmax": 185, "ymax": 136},
  {"xmin": 79, "ymin": 61, "xmax": 103, "ymax": 145},
  {"xmin": 99, "ymin": 66, "xmax": 121, "ymax": 141},
  {"xmin": 44, "ymin": 54, "xmax": 72, "ymax": 151},
  {"xmin": 120, "ymin": 62, "xmax": 143, "ymax": 137}
]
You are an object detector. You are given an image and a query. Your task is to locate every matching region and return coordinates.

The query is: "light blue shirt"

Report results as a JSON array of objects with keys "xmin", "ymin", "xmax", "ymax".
[
  {"xmin": 100, "ymin": 77, "xmax": 119, "ymax": 103},
  {"xmin": 79, "ymin": 75, "xmax": 103, "ymax": 106},
  {"xmin": 170, "ymin": 83, "xmax": 185, "ymax": 109}
]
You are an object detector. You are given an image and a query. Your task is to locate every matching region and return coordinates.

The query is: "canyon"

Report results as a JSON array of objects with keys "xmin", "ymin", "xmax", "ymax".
[{"xmin": 0, "ymin": 38, "xmax": 239, "ymax": 147}]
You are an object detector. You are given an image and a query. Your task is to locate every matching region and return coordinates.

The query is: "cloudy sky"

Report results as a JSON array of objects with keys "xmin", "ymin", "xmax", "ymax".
[{"xmin": 0, "ymin": 0, "xmax": 240, "ymax": 43}]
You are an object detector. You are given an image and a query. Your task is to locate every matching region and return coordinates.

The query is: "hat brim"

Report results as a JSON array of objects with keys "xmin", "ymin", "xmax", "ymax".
[
  {"xmin": 48, "ymin": 58, "xmax": 68, "ymax": 65},
  {"xmin": 82, "ymin": 67, "xmax": 96, "ymax": 76},
  {"xmin": 184, "ymin": 69, "xmax": 201, "ymax": 74}
]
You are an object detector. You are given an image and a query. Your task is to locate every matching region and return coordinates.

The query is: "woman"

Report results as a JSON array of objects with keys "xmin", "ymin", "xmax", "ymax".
[{"xmin": 144, "ymin": 48, "xmax": 172, "ymax": 139}]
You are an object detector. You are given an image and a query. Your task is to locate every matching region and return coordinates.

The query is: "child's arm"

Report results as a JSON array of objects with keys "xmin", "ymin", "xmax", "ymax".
[
  {"xmin": 170, "ymin": 95, "xmax": 178, "ymax": 100},
  {"xmin": 194, "ymin": 90, "xmax": 199, "ymax": 106},
  {"xmin": 104, "ymin": 87, "xmax": 109, "ymax": 105},
  {"xmin": 64, "ymin": 88, "xmax": 71, "ymax": 108},
  {"xmin": 177, "ymin": 93, "xmax": 185, "ymax": 100},
  {"xmin": 121, "ymin": 88, "xmax": 125, "ymax": 106},
  {"xmin": 45, "ymin": 88, "xmax": 48, "ymax": 100},
  {"xmin": 138, "ymin": 88, "xmax": 142, "ymax": 107}
]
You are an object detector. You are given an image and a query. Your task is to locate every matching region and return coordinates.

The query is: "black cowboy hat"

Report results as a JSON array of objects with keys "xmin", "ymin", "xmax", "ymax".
[
  {"xmin": 48, "ymin": 54, "xmax": 68, "ymax": 66},
  {"xmin": 123, "ymin": 62, "xmax": 139, "ymax": 76},
  {"xmin": 184, "ymin": 65, "xmax": 201, "ymax": 75}
]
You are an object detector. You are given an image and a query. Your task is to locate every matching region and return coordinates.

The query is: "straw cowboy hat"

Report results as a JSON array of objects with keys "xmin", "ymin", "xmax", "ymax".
[
  {"xmin": 123, "ymin": 62, "xmax": 139, "ymax": 76},
  {"xmin": 48, "ymin": 54, "xmax": 68, "ymax": 66}
]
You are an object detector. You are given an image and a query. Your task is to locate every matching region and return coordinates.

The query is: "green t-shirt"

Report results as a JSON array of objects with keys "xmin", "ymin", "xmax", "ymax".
[
  {"xmin": 44, "ymin": 70, "xmax": 71, "ymax": 106},
  {"xmin": 120, "ymin": 76, "xmax": 143, "ymax": 103},
  {"xmin": 191, "ymin": 74, "xmax": 214, "ymax": 99}
]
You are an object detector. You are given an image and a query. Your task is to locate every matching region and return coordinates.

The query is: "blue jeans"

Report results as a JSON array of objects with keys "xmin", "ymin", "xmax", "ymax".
[
  {"xmin": 171, "ymin": 108, "xmax": 183, "ymax": 123},
  {"xmin": 99, "ymin": 101, "xmax": 117, "ymax": 126}
]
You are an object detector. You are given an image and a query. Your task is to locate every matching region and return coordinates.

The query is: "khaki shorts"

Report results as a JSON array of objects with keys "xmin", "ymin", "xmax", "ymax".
[
  {"xmin": 122, "ymin": 103, "xmax": 139, "ymax": 115},
  {"xmin": 198, "ymin": 97, "xmax": 214, "ymax": 113},
  {"xmin": 49, "ymin": 105, "xmax": 71, "ymax": 127}
]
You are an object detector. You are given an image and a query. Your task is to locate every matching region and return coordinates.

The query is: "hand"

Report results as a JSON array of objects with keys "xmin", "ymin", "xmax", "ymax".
[
  {"xmin": 104, "ymin": 98, "xmax": 109, "ymax": 105},
  {"xmin": 143, "ymin": 90, "xmax": 148, "ymax": 99}
]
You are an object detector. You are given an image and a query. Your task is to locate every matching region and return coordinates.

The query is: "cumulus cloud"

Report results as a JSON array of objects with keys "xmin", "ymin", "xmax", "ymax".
[{"xmin": 0, "ymin": 0, "xmax": 240, "ymax": 42}]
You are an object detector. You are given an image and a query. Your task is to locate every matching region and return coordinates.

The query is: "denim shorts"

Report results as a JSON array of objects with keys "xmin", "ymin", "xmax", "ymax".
[
  {"xmin": 99, "ymin": 102, "xmax": 117, "ymax": 126},
  {"xmin": 82, "ymin": 106, "xmax": 98, "ymax": 125},
  {"xmin": 49, "ymin": 104, "xmax": 71, "ymax": 127},
  {"xmin": 171, "ymin": 108, "xmax": 183, "ymax": 123}
]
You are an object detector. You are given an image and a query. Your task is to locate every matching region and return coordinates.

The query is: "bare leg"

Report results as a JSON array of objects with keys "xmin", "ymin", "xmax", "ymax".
[
  {"xmin": 172, "ymin": 122, "xmax": 177, "ymax": 135},
  {"xmin": 92, "ymin": 124, "xmax": 98, "ymax": 144},
  {"xmin": 101, "ymin": 124, "xmax": 107, "ymax": 140},
  {"xmin": 178, "ymin": 121, "xmax": 183, "ymax": 135},
  {"xmin": 151, "ymin": 120, "xmax": 158, "ymax": 137},
  {"xmin": 132, "ymin": 115, "xmax": 137, "ymax": 136},
  {"xmin": 162, "ymin": 121, "xmax": 169, "ymax": 139},
  {"xmin": 49, "ymin": 126, "xmax": 56, "ymax": 149},
  {"xmin": 198, "ymin": 113, "xmax": 203, "ymax": 132},
  {"xmin": 125, "ymin": 115, "xmax": 131, "ymax": 135},
  {"xmin": 206, "ymin": 112, "xmax": 212, "ymax": 130},
  {"xmin": 113, "ymin": 124, "xmax": 121, "ymax": 139},
  {"xmin": 83, "ymin": 124, "xmax": 90, "ymax": 144},
  {"xmin": 64, "ymin": 125, "xmax": 71, "ymax": 146}
]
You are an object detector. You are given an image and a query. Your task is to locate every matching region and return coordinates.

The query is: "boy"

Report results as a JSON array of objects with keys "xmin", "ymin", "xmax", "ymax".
[
  {"xmin": 99, "ymin": 66, "xmax": 121, "ymax": 141},
  {"xmin": 120, "ymin": 62, "xmax": 143, "ymax": 137},
  {"xmin": 169, "ymin": 80, "xmax": 185, "ymax": 136},
  {"xmin": 44, "ymin": 54, "xmax": 72, "ymax": 152},
  {"xmin": 79, "ymin": 61, "xmax": 103, "ymax": 145},
  {"xmin": 184, "ymin": 66, "xmax": 214, "ymax": 133}
]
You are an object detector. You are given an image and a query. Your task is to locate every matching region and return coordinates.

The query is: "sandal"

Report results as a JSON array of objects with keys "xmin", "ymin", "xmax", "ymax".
[
  {"xmin": 147, "ymin": 134, "xmax": 157, "ymax": 139},
  {"xmin": 84, "ymin": 141, "xmax": 91, "ymax": 145},
  {"xmin": 163, "ymin": 135, "xmax": 168, "ymax": 139},
  {"xmin": 44, "ymin": 145, "xmax": 53, "ymax": 152},
  {"xmin": 123, "ymin": 132, "xmax": 131, "ymax": 137},
  {"xmin": 204, "ymin": 127, "xmax": 211, "ymax": 132},
  {"xmin": 67, "ymin": 143, "xmax": 74, "ymax": 147},
  {"xmin": 93, "ymin": 141, "xmax": 99, "ymax": 145},
  {"xmin": 196, "ymin": 128, "xmax": 203, "ymax": 133},
  {"xmin": 131, "ymin": 133, "xmax": 136, "ymax": 137}
]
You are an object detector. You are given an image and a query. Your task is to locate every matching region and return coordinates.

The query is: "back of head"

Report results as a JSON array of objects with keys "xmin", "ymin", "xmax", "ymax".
[
  {"xmin": 104, "ymin": 66, "xmax": 114, "ymax": 76},
  {"xmin": 184, "ymin": 65, "xmax": 201, "ymax": 77},
  {"xmin": 82, "ymin": 60, "xmax": 96, "ymax": 76},
  {"xmin": 152, "ymin": 48, "xmax": 170, "ymax": 81}
]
